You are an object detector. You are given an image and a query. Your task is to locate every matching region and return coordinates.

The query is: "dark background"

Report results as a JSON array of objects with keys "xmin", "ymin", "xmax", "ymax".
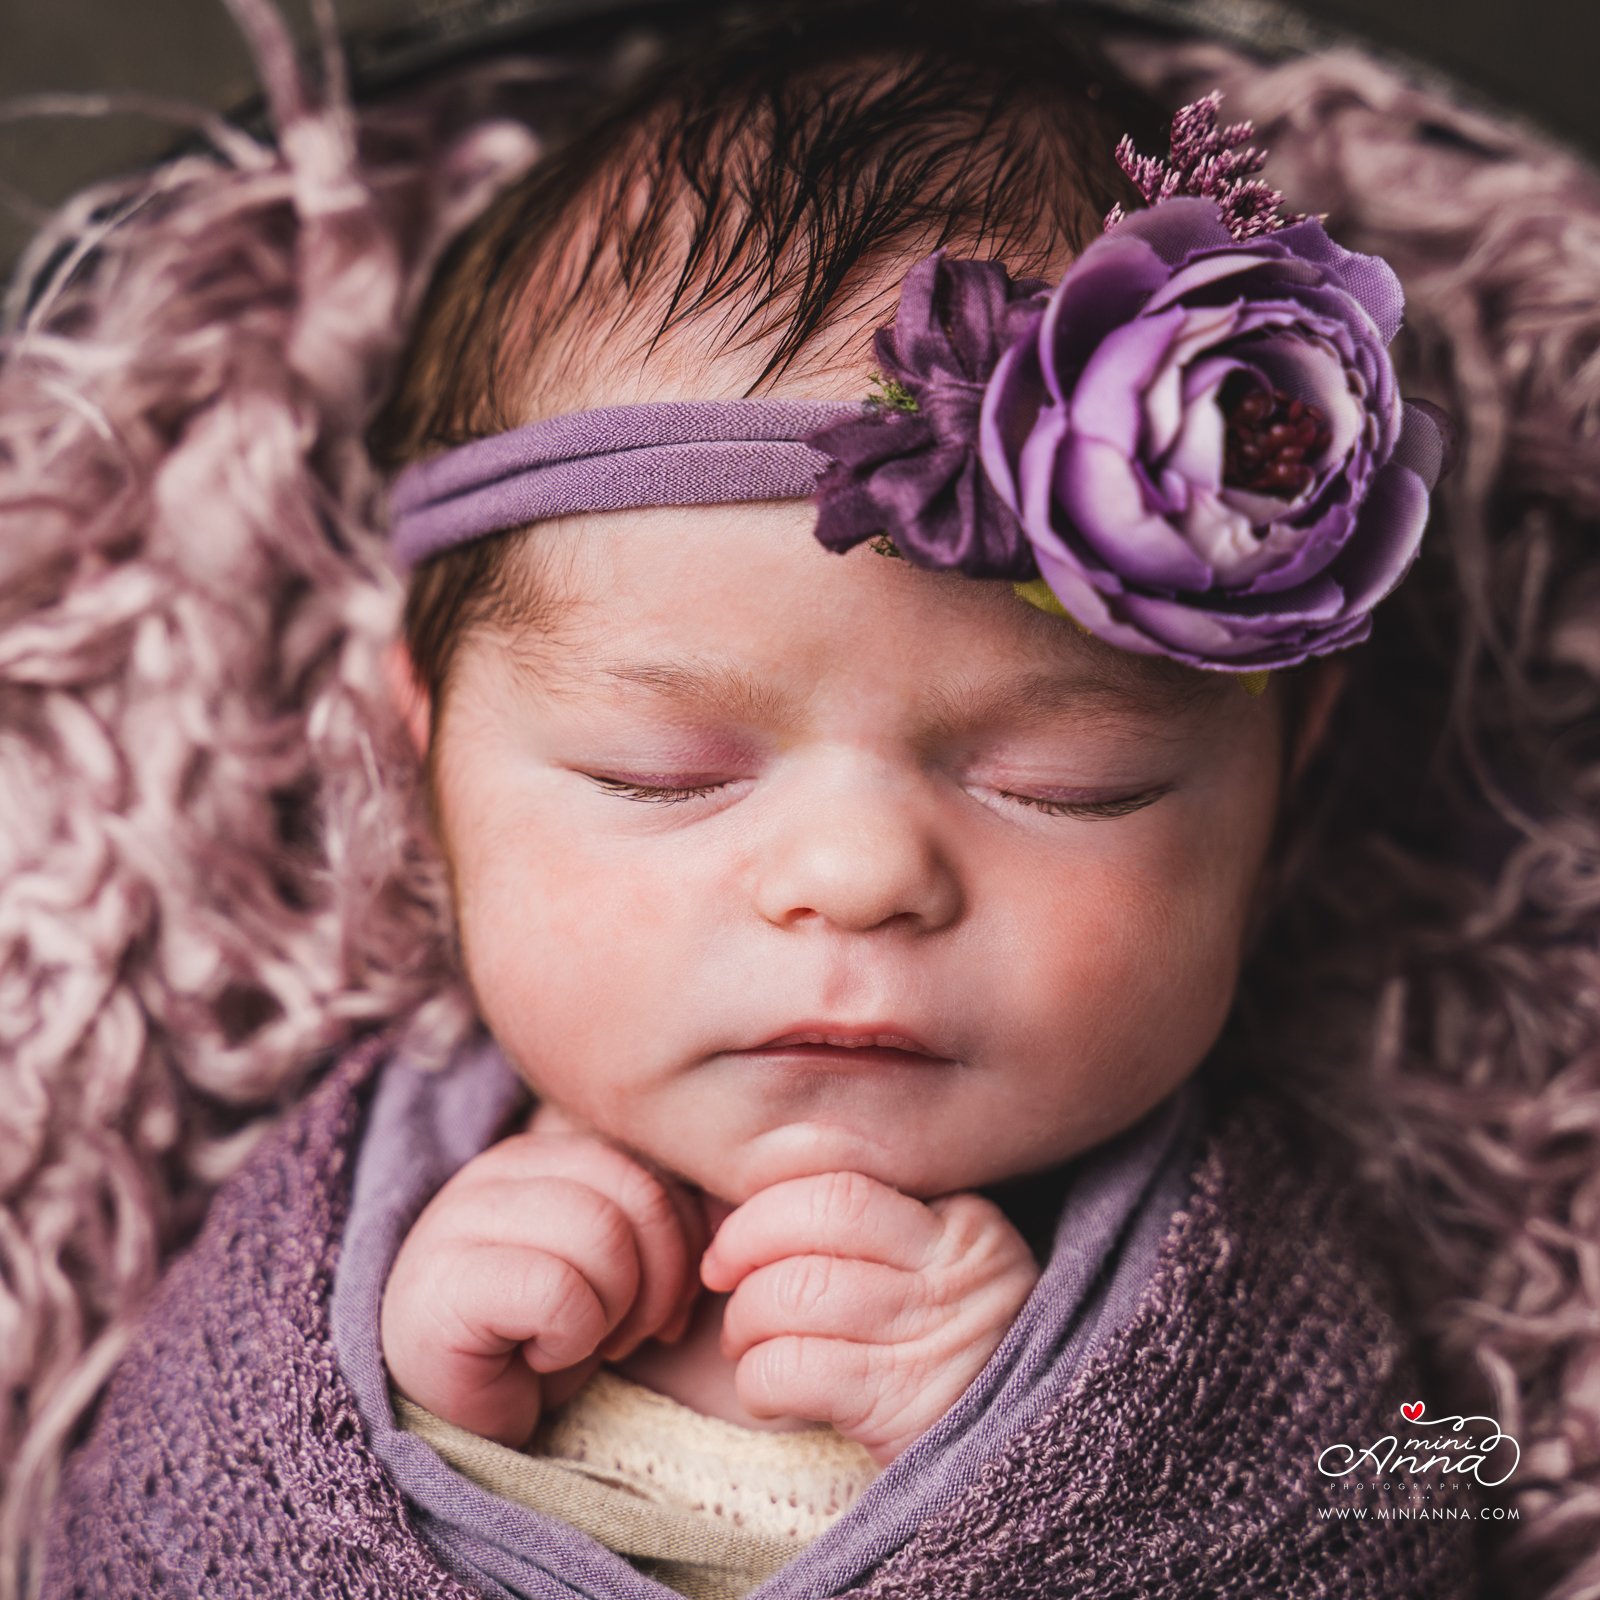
[{"xmin": 2, "ymin": 0, "xmax": 1597, "ymax": 273}]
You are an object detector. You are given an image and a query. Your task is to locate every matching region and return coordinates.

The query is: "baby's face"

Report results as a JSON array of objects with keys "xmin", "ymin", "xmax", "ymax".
[{"xmin": 415, "ymin": 501, "xmax": 1285, "ymax": 1205}]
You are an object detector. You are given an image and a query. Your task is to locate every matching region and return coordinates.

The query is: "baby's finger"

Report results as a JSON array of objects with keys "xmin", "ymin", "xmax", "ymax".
[
  {"xmin": 700, "ymin": 1171, "xmax": 938, "ymax": 1293},
  {"xmin": 587, "ymin": 1159, "xmax": 710, "ymax": 1360},
  {"xmin": 613, "ymin": 1157, "xmax": 713, "ymax": 1352},
  {"xmin": 452, "ymin": 1137, "xmax": 701, "ymax": 1358},
  {"xmin": 441, "ymin": 1200, "xmax": 638, "ymax": 1371},
  {"xmin": 732, "ymin": 1333, "xmax": 885, "ymax": 1443},
  {"xmin": 719, "ymin": 1255, "xmax": 922, "ymax": 1362}
]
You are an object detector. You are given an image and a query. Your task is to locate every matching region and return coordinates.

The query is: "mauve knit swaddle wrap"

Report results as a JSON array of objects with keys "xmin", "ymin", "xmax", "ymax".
[{"xmin": 37, "ymin": 1031, "xmax": 1481, "ymax": 1599}]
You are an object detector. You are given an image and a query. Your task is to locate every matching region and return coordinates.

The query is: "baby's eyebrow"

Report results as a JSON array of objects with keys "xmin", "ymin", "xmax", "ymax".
[
  {"xmin": 587, "ymin": 657, "xmax": 797, "ymax": 723},
  {"xmin": 543, "ymin": 651, "xmax": 1219, "ymax": 734},
  {"xmin": 917, "ymin": 664, "xmax": 1225, "ymax": 742}
]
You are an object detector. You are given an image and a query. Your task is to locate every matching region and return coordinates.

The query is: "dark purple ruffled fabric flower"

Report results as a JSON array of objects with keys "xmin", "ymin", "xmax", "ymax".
[
  {"xmin": 808, "ymin": 250, "xmax": 1048, "ymax": 577},
  {"xmin": 978, "ymin": 195, "xmax": 1449, "ymax": 671}
]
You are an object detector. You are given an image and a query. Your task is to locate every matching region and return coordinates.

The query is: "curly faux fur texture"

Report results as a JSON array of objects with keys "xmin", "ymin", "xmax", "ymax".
[{"xmin": 2, "ymin": 4, "xmax": 1597, "ymax": 1599}]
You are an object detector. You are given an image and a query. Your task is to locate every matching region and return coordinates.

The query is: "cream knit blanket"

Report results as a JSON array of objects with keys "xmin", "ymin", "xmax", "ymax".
[{"xmin": 394, "ymin": 1367, "xmax": 881, "ymax": 1600}]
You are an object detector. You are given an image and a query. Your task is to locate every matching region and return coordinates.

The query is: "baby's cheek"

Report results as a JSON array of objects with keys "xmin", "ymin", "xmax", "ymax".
[
  {"xmin": 455, "ymin": 821, "xmax": 703, "ymax": 1078},
  {"xmin": 1099, "ymin": 833, "xmax": 1256, "ymax": 1061},
  {"xmin": 1002, "ymin": 842, "xmax": 1245, "ymax": 1097}
]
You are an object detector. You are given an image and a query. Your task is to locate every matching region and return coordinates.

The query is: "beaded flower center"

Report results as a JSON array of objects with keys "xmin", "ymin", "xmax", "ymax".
[{"xmin": 1220, "ymin": 373, "xmax": 1333, "ymax": 499}]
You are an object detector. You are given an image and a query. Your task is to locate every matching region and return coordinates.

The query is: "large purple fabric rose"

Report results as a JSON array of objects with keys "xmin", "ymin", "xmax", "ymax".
[{"xmin": 978, "ymin": 195, "xmax": 1448, "ymax": 671}]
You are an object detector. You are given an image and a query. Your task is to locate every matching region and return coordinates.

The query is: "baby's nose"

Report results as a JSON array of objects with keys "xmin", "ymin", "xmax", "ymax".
[{"xmin": 749, "ymin": 758, "xmax": 964, "ymax": 934}]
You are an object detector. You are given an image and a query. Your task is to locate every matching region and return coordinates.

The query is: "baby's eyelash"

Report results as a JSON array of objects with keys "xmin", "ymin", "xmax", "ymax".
[
  {"xmin": 1000, "ymin": 785, "xmax": 1173, "ymax": 820},
  {"xmin": 587, "ymin": 776, "xmax": 1172, "ymax": 819},
  {"xmin": 589, "ymin": 777, "xmax": 726, "ymax": 806}
]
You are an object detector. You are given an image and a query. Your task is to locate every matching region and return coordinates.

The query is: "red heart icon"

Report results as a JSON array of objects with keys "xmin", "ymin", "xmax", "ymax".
[{"xmin": 1401, "ymin": 1401, "xmax": 1424, "ymax": 1422}]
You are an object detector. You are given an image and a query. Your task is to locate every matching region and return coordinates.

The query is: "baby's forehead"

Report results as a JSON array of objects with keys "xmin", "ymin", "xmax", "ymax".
[{"xmin": 491, "ymin": 520, "xmax": 1230, "ymax": 728}]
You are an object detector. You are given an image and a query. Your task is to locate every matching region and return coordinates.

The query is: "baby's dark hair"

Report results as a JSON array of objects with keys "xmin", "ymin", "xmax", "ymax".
[{"xmin": 370, "ymin": 0, "xmax": 1185, "ymax": 724}]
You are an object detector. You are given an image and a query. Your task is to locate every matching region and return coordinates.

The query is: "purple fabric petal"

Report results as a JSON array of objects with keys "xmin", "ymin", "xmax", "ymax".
[
  {"xmin": 1036, "ymin": 236, "xmax": 1173, "ymax": 405},
  {"xmin": 1268, "ymin": 217, "xmax": 1407, "ymax": 342},
  {"xmin": 1134, "ymin": 305, "xmax": 1243, "ymax": 461},
  {"xmin": 1144, "ymin": 249, "xmax": 1319, "ymax": 313},
  {"xmin": 1321, "ymin": 459, "xmax": 1432, "ymax": 612},
  {"xmin": 1163, "ymin": 356, "xmax": 1239, "ymax": 485},
  {"xmin": 1070, "ymin": 309, "xmax": 1195, "ymax": 451},
  {"xmin": 1055, "ymin": 434, "xmax": 1214, "ymax": 590},
  {"xmin": 879, "ymin": 253, "xmax": 1021, "ymax": 388},
  {"xmin": 1394, "ymin": 399, "xmax": 1451, "ymax": 490},
  {"xmin": 977, "ymin": 338, "xmax": 1043, "ymax": 518},
  {"xmin": 1106, "ymin": 195, "xmax": 1240, "ymax": 265},
  {"xmin": 1234, "ymin": 495, "xmax": 1361, "ymax": 596}
]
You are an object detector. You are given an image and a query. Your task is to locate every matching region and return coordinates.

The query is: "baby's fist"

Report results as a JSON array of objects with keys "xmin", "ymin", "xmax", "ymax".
[
  {"xmin": 381, "ymin": 1107, "xmax": 708, "ymax": 1449},
  {"xmin": 702, "ymin": 1173, "xmax": 1040, "ymax": 1467}
]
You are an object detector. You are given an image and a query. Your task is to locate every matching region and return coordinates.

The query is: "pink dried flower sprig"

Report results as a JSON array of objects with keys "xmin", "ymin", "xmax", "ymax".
[{"xmin": 1102, "ymin": 88, "xmax": 1317, "ymax": 242}]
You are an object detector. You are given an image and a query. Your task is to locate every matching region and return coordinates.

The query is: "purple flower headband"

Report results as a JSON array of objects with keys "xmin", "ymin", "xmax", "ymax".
[{"xmin": 388, "ymin": 91, "xmax": 1455, "ymax": 694}]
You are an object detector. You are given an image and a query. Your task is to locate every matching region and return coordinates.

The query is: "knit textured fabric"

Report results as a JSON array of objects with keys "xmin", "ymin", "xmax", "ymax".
[
  {"xmin": 401, "ymin": 1366, "xmax": 878, "ymax": 1541},
  {"xmin": 324, "ymin": 1026, "xmax": 1200, "ymax": 1600},
  {"xmin": 392, "ymin": 1366, "xmax": 880, "ymax": 1600},
  {"xmin": 37, "ymin": 1029, "xmax": 1484, "ymax": 1598}
]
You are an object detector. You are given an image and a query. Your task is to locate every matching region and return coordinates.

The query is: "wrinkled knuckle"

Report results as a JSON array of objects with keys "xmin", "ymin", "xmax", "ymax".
[
  {"xmin": 582, "ymin": 1189, "xmax": 638, "ymax": 1268},
  {"xmin": 931, "ymin": 1191, "xmax": 993, "ymax": 1250},
  {"xmin": 837, "ymin": 1358, "xmax": 890, "ymax": 1435},
  {"xmin": 615, "ymin": 1160, "xmax": 681, "ymax": 1235},
  {"xmin": 390, "ymin": 1301, "xmax": 456, "ymax": 1392},
  {"xmin": 765, "ymin": 1334, "xmax": 811, "ymax": 1394},
  {"xmin": 525, "ymin": 1251, "xmax": 599, "ymax": 1334},
  {"xmin": 779, "ymin": 1256, "xmax": 835, "ymax": 1320},
  {"xmin": 425, "ymin": 1241, "xmax": 483, "ymax": 1319},
  {"xmin": 933, "ymin": 1193, "xmax": 1016, "ymax": 1275},
  {"xmin": 819, "ymin": 1170, "xmax": 873, "ymax": 1228},
  {"xmin": 893, "ymin": 1272, "xmax": 932, "ymax": 1335}
]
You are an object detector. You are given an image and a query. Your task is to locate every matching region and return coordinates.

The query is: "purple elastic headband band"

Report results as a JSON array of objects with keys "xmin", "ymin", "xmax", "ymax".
[{"xmin": 387, "ymin": 398, "xmax": 865, "ymax": 569}]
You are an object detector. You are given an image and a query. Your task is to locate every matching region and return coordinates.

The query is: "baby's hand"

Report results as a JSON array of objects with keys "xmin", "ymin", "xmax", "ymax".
[
  {"xmin": 380, "ymin": 1101, "xmax": 709, "ymax": 1449},
  {"xmin": 701, "ymin": 1173, "xmax": 1040, "ymax": 1468}
]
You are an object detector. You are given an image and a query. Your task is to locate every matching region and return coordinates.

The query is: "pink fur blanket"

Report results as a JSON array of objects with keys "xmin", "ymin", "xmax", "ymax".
[{"xmin": 3, "ymin": 4, "xmax": 1599, "ymax": 1597}]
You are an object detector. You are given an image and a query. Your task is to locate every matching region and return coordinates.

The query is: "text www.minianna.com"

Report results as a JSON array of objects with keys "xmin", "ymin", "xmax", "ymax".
[{"xmin": 1318, "ymin": 1507, "xmax": 1521, "ymax": 1520}]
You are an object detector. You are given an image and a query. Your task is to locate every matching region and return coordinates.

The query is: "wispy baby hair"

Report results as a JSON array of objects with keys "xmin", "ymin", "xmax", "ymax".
[
  {"xmin": 375, "ymin": 0, "xmax": 1168, "ymax": 455},
  {"xmin": 372, "ymin": 0, "xmax": 1175, "ymax": 725}
]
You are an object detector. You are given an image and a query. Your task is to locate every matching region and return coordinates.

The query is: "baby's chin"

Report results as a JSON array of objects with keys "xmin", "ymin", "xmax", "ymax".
[{"xmin": 671, "ymin": 1124, "xmax": 968, "ymax": 1211}]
